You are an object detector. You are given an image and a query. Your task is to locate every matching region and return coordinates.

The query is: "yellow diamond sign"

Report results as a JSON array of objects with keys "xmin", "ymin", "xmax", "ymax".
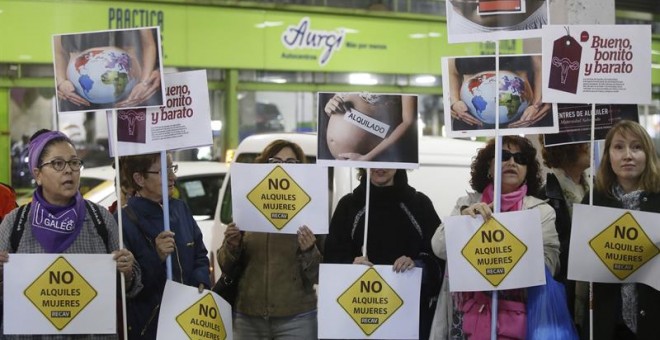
[
  {"xmin": 247, "ymin": 166, "xmax": 310, "ymax": 230},
  {"xmin": 337, "ymin": 268, "xmax": 403, "ymax": 336},
  {"xmin": 24, "ymin": 256, "xmax": 97, "ymax": 330},
  {"xmin": 589, "ymin": 212, "xmax": 659, "ymax": 280},
  {"xmin": 176, "ymin": 293, "xmax": 227, "ymax": 340},
  {"xmin": 461, "ymin": 217, "xmax": 527, "ymax": 286}
]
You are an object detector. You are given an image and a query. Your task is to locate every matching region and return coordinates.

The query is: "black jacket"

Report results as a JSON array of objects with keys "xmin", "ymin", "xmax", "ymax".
[
  {"xmin": 539, "ymin": 173, "xmax": 579, "ymax": 321},
  {"xmin": 584, "ymin": 190, "xmax": 660, "ymax": 340},
  {"xmin": 324, "ymin": 170, "xmax": 443, "ymax": 340}
]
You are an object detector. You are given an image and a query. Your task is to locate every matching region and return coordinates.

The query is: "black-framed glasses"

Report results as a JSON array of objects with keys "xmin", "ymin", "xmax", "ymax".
[
  {"xmin": 144, "ymin": 164, "xmax": 178, "ymax": 175},
  {"xmin": 39, "ymin": 159, "xmax": 84, "ymax": 172},
  {"xmin": 268, "ymin": 157, "xmax": 300, "ymax": 164},
  {"xmin": 502, "ymin": 150, "xmax": 527, "ymax": 165}
]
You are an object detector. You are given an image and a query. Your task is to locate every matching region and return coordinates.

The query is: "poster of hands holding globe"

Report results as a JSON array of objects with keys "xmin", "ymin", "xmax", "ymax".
[
  {"xmin": 442, "ymin": 54, "xmax": 558, "ymax": 137},
  {"xmin": 52, "ymin": 27, "xmax": 165, "ymax": 114}
]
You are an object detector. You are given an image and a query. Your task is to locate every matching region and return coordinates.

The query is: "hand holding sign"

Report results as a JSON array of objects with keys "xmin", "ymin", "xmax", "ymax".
[{"xmin": 297, "ymin": 225, "xmax": 317, "ymax": 252}]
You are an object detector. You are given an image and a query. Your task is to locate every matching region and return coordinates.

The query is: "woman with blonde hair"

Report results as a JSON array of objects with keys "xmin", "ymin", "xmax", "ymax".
[{"xmin": 585, "ymin": 120, "xmax": 660, "ymax": 340}]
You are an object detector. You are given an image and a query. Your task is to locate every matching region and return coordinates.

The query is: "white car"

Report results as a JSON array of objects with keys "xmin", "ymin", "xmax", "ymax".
[{"xmin": 79, "ymin": 161, "xmax": 228, "ymax": 281}]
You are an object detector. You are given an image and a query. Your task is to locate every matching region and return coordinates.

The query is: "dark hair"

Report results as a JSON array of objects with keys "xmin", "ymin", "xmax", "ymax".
[
  {"xmin": 470, "ymin": 136, "xmax": 542, "ymax": 196},
  {"xmin": 255, "ymin": 139, "xmax": 306, "ymax": 164},
  {"xmin": 539, "ymin": 137, "xmax": 589, "ymax": 169},
  {"xmin": 119, "ymin": 153, "xmax": 161, "ymax": 192},
  {"xmin": 30, "ymin": 129, "xmax": 74, "ymax": 166},
  {"xmin": 596, "ymin": 120, "xmax": 660, "ymax": 195}
]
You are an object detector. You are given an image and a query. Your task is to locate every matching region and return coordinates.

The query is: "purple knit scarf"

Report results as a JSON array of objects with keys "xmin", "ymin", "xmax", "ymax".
[{"xmin": 30, "ymin": 187, "xmax": 86, "ymax": 253}]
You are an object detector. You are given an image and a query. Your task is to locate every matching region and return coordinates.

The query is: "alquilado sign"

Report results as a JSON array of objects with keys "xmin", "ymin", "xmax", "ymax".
[
  {"xmin": 461, "ymin": 217, "xmax": 527, "ymax": 286},
  {"xmin": 247, "ymin": 165, "xmax": 311, "ymax": 230},
  {"xmin": 24, "ymin": 257, "xmax": 97, "ymax": 330},
  {"xmin": 336, "ymin": 268, "xmax": 403, "ymax": 336},
  {"xmin": 589, "ymin": 212, "xmax": 659, "ymax": 280},
  {"xmin": 176, "ymin": 293, "xmax": 227, "ymax": 340}
]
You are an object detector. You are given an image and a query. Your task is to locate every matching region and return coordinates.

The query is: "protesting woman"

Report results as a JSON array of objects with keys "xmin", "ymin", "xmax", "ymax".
[
  {"xmin": 585, "ymin": 120, "xmax": 660, "ymax": 340},
  {"xmin": 429, "ymin": 136, "xmax": 560, "ymax": 339},
  {"xmin": 118, "ymin": 152, "xmax": 210, "ymax": 339},
  {"xmin": 217, "ymin": 139, "xmax": 322, "ymax": 339},
  {"xmin": 0, "ymin": 129, "xmax": 141, "ymax": 339}
]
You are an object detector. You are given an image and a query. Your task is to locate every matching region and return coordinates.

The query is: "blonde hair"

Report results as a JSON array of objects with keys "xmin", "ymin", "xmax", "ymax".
[{"xmin": 596, "ymin": 120, "xmax": 660, "ymax": 195}]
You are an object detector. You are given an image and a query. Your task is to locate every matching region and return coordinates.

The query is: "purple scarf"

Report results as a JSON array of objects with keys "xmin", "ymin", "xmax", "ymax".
[{"xmin": 30, "ymin": 187, "xmax": 86, "ymax": 253}]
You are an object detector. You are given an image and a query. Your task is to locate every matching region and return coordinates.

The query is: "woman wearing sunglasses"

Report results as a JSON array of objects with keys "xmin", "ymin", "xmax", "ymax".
[
  {"xmin": 118, "ymin": 152, "xmax": 210, "ymax": 339},
  {"xmin": 218, "ymin": 139, "xmax": 322, "ymax": 339},
  {"xmin": 0, "ymin": 129, "xmax": 141, "ymax": 339},
  {"xmin": 429, "ymin": 135, "xmax": 559, "ymax": 339}
]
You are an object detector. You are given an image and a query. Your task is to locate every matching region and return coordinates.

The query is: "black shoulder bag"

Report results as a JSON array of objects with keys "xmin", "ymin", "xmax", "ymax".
[{"xmin": 212, "ymin": 251, "xmax": 242, "ymax": 306}]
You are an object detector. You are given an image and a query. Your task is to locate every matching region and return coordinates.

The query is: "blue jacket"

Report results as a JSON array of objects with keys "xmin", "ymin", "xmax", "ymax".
[{"xmin": 118, "ymin": 196, "xmax": 210, "ymax": 339}]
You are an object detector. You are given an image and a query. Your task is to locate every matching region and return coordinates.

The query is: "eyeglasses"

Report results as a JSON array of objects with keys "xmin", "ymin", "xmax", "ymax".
[
  {"xmin": 144, "ymin": 164, "xmax": 178, "ymax": 175},
  {"xmin": 268, "ymin": 157, "xmax": 300, "ymax": 164},
  {"xmin": 502, "ymin": 150, "xmax": 527, "ymax": 165},
  {"xmin": 39, "ymin": 159, "xmax": 84, "ymax": 171}
]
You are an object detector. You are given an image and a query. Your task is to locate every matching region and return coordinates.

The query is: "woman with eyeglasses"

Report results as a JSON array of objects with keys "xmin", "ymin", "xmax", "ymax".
[
  {"xmin": 117, "ymin": 152, "xmax": 210, "ymax": 339},
  {"xmin": 583, "ymin": 120, "xmax": 660, "ymax": 340},
  {"xmin": 218, "ymin": 139, "xmax": 322, "ymax": 340},
  {"xmin": 429, "ymin": 136, "xmax": 559, "ymax": 339},
  {"xmin": 0, "ymin": 129, "xmax": 141, "ymax": 339}
]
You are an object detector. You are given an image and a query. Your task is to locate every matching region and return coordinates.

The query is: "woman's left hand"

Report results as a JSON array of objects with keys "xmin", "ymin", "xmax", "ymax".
[
  {"xmin": 113, "ymin": 249, "xmax": 135, "ymax": 280},
  {"xmin": 297, "ymin": 225, "xmax": 316, "ymax": 252},
  {"xmin": 393, "ymin": 255, "xmax": 415, "ymax": 273}
]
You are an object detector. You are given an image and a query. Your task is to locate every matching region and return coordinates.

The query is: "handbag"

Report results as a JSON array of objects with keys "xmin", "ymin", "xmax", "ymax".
[
  {"xmin": 460, "ymin": 291, "xmax": 527, "ymax": 340},
  {"xmin": 526, "ymin": 268, "xmax": 579, "ymax": 340},
  {"xmin": 212, "ymin": 270, "xmax": 240, "ymax": 306}
]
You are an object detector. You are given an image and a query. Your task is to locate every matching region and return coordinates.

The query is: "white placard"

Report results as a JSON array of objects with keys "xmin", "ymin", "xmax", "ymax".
[
  {"xmin": 230, "ymin": 163, "xmax": 329, "ymax": 234},
  {"xmin": 542, "ymin": 25, "xmax": 652, "ymax": 104},
  {"xmin": 157, "ymin": 280, "xmax": 233, "ymax": 340},
  {"xmin": 568, "ymin": 204, "xmax": 660, "ymax": 290},
  {"xmin": 318, "ymin": 264, "xmax": 421, "ymax": 339},
  {"xmin": 4, "ymin": 254, "xmax": 116, "ymax": 335},
  {"xmin": 108, "ymin": 70, "xmax": 213, "ymax": 156},
  {"xmin": 444, "ymin": 209, "xmax": 546, "ymax": 291}
]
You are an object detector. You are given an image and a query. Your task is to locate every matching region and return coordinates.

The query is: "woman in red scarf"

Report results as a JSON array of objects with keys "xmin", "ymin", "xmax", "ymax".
[{"xmin": 429, "ymin": 135, "xmax": 560, "ymax": 340}]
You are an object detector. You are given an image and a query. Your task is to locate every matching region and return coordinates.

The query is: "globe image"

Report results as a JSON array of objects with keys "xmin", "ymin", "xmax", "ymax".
[
  {"xmin": 66, "ymin": 47, "xmax": 136, "ymax": 104},
  {"xmin": 459, "ymin": 71, "xmax": 530, "ymax": 125}
]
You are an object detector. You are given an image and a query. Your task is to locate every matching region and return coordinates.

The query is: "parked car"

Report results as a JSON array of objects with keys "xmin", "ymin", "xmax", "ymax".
[
  {"xmin": 212, "ymin": 132, "xmax": 485, "ymax": 279},
  {"xmin": 79, "ymin": 161, "xmax": 228, "ymax": 281}
]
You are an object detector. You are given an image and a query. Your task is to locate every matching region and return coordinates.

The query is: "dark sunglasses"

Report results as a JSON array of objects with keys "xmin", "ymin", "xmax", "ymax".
[{"xmin": 502, "ymin": 150, "xmax": 527, "ymax": 165}]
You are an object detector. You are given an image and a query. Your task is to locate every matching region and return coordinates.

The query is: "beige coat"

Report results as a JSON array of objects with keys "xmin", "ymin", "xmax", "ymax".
[{"xmin": 428, "ymin": 193, "xmax": 560, "ymax": 340}]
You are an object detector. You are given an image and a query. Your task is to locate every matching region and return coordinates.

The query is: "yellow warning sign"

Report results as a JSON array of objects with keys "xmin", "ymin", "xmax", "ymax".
[
  {"xmin": 589, "ymin": 212, "xmax": 659, "ymax": 280},
  {"xmin": 176, "ymin": 293, "xmax": 227, "ymax": 340},
  {"xmin": 336, "ymin": 268, "xmax": 403, "ymax": 336},
  {"xmin": 247, "ymin": 166, "xmax": 311, "ymax": 230},
  {"xmin": 24, "ymin": 257, "xmax": 97, "ymax": 330},
  {"xmin": 461, "ymin": 218, "xmax": 527, "ymax": 286}
]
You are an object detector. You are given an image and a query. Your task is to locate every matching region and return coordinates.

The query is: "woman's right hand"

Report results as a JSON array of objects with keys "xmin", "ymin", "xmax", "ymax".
[
  {"xmin": 324, "ymin": 95, "xmax": 347, "ymax": 115},
  {"xmin": 450, "ymin": 100, "xmax": 483, "ymax": 127},
  {"xmin": 461, "ymin": 202, "xmax": 494, "ymax": 220},
  {"xmin": 57, "ymin": 80, "xmax": 91, "ymax": 107},
  {"xmin": 155, "ymin": 230, "xmax": 176, "ymax": 262},
  {"xmin": 224, "ymin": 222, "xmax": 242, "ymax": 251}
]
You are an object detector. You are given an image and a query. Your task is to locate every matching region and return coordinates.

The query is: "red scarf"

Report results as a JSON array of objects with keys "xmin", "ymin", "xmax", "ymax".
[{"xmin": 481, "ymin": 183, "xmax": 527, "ymax": 212}]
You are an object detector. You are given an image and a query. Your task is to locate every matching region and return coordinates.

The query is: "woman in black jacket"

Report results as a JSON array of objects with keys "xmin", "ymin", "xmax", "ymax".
[
  {"xmin": 585, "ymin": 120, "xmax": 660, "ymax": 340},
  {"xmin": 324, "ymin": 168, "xmax": 443, "ymax": 339}
]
